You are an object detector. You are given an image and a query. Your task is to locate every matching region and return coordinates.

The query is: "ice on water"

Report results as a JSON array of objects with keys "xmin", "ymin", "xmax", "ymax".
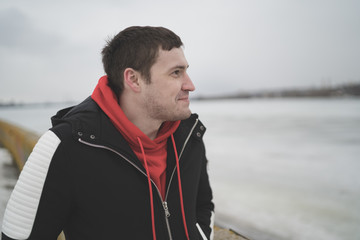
[
  {"xmin": 191, "ymin": 98, "xmax": 360, "ymax": 240},
  {"xmin": 1, "ymin": 98, "xmax": 360, "ymax": 239}
]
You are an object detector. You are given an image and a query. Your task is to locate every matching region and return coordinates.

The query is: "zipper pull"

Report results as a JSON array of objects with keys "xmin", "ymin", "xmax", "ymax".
[{"xmin": 163, "ymin": 201, "xmax": 171, "ymax": 218}]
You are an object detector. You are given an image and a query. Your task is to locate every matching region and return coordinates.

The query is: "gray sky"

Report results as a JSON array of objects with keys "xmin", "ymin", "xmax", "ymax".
[{"xmin": 1, "ymin": 0, "xmax": 359, "ymax": 103}]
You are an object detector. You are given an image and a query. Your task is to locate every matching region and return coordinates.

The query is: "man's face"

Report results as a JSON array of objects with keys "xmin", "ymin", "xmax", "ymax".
[{"xmin": 140, "ymin": 47, "xmax": 195, "ymax": 122}]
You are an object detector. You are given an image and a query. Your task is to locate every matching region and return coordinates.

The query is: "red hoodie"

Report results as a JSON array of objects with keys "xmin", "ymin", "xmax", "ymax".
[{"xmin": 91, "ymin": 76, "xmax": 180, "ymax": 199}]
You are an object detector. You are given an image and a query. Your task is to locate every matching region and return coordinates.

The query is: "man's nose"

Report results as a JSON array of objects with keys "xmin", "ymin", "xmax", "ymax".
[{"xmin": 182, "ymin": 73, "xmax": 195, "ymax": 92}]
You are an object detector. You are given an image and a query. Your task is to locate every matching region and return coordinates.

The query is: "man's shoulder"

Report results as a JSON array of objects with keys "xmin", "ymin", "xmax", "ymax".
[
  {"xmin": 51, "ymin": 97, "xmax": 99, "ymax": 123},
  {"xmin": 50, "ymin": 97, "xmax": 103, "ymax": 141}
]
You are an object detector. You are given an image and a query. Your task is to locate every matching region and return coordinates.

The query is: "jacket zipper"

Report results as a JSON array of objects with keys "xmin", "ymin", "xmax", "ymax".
[
  {"xmin": 162, "ymin": 118, "xmax": 199, "ymax": 239},
  {"xmin": 78, "ymin": 118, "xmax": 199, "ymax": 240}
]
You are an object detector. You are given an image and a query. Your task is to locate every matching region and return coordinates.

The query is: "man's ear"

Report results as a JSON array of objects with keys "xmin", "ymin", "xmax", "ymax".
[{"xmin": 123, "ymin": 68, "xmax": 141, "ymax": 92}]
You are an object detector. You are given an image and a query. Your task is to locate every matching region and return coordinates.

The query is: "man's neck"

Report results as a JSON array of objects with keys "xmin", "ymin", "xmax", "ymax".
[
  {"xmin": 129, "ymin": 116, "xmax": 162, "ymax": 140},
  {"xmin": 119, "ymin": 96, "xmax": 162, "ymax": 140}
]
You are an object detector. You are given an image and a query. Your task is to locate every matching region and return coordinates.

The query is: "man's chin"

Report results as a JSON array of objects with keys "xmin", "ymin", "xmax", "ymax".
[
  {"xmin": 179, "ymin": 110, "xmax": 192, "ymax": 120},
  {"xmin": 169, "ymin": 110, "xmax": 192, "ymax": 121}
]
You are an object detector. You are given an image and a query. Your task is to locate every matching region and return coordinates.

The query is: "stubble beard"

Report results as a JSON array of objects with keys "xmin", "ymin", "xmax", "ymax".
[{"xmin": 144, "ymin": 96, "xmax": 192, "ymax": 122}]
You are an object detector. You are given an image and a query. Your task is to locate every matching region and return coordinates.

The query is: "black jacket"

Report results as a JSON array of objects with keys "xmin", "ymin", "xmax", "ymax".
[{"xmin": 2, "ymin": 97, "xmax": 214, "ymax": 240}]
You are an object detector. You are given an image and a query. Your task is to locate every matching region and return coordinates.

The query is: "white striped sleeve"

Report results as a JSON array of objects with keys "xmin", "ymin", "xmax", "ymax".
[{"xmin": 2, "ymin": 130, "xmax": 61, "ymax": 239}]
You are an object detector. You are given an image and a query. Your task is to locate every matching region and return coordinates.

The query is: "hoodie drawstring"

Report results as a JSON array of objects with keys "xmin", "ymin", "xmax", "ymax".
[
  {"xmin": 137, "ymin": 135, "xmax": 190, "ymax": 240},
  {"xmin": 137, "ymin": 137, "xmax": 157, "ymax": 240}
]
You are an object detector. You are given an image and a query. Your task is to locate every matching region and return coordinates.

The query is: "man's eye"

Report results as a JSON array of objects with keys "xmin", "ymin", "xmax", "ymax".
[{"xmin": 172, "ymin": 70, "xmax": 181, "ymax": 76}]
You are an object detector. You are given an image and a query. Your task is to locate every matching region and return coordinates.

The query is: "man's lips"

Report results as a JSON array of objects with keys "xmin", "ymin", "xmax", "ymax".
[
  {"xmin": 177, "ymin": 95, "xmax": 190, "ymax": 102},
  {"xmin": 178, "ymin": 97, "xmax": 189, "ymax": 100}
]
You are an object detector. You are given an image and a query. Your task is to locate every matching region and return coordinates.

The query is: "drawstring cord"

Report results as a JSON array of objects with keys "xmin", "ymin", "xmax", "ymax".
[
  {"xmin": 171, "ymin": 134, "xmax": 190, "ymax": 240},
  {"xmin": 137, "ymin": 137, "xmax": 157, "ymax": 240},
  {"xmin": 137, "ymin": 135, "xmax": 190, "ymax": 240}
]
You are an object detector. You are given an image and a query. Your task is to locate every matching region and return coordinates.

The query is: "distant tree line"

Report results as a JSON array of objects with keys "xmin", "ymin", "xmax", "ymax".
[{"xmin": 193, "ymin": 82, "xmax": 360, "ymax": 100}]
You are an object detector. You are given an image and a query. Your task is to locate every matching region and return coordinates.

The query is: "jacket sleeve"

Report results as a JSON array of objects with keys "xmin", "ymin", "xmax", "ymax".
[
  {"xmin": 196, "ymin": 145, "xmax": 215, "ymax": 240},
  {"xmin": 1, "ymin": 130, "xmax": 72, "ymax": 240}
]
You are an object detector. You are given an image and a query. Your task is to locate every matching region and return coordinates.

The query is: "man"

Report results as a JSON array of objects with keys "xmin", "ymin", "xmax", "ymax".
[{"xmin": 1, "ymin": 26, "xmax": 214, "ymax": 240}]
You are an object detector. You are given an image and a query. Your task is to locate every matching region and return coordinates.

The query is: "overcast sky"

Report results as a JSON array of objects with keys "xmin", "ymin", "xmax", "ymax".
[{"xmin": 1, "ymin": 0, "xmax": 359, "ymax": 103}]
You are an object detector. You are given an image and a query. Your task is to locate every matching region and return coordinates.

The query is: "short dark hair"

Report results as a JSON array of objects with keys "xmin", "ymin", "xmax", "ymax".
[{"xmin": 101, "ymin": 26, "xmax": 183, "ymax": 97}]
